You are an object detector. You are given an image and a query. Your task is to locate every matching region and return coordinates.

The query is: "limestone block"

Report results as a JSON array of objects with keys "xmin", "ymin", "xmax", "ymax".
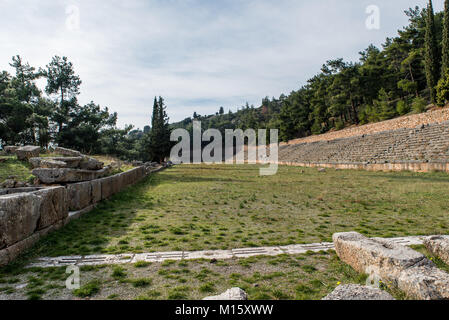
[
  {"xmin": 100, "ymin": 176, "xmax": 115, "ymax": 200},
  {"xmin": 90, "ymin": 179, "xmax": 102, "ymax": 204},
  {"xmin": 16, "ymin": 146, "xmax": 40, "ymax": 161},
  {"xmin": 322, "ymin": 284, "xmax": 395, "ymax": 300},
  {"xmin": 67, "ymin": 181, "xmax": 92, "ymax": 211},
  {"xmin": 397, "ymin": 265, "xmax": 449, "ymax": 300},
  {"xmin": 79, "ymin": 157, "xmax": 104, "ymax": 170},
  {"xmin": 54, "ymin": 147, "xmax": 81, "ymax": 157},
  {"xmin": 424, "ymin": 236, "xmax": 449, "ymax": 265},
  {"xmin": 32, "ymin": 167, "xmax": 110, "ymax": 184},
  {"xmin": 0, "ymin": 192, "xmax": 41, "ymax": 248},
  {"xmin": 203, "ymin": 288, "xmax": 248, "ymax": 300},
  {"xmin": 4, "ymin": 146, "xmax": 18, "ymax": 154},
  {"xmin": 35, "ymin": 187, "xmax": 69, "ymax": 230},
  {"xmin": 333, "ymin": 232, "xmax": 431, "ymax": 282}
]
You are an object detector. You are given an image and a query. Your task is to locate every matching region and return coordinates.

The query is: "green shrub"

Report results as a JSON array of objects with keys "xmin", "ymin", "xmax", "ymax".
[
  {"xmin": 73, "ymin": 280, "xmax": 100, "ymax": 298},
  {"xmin": 396, "ymin": 100, "xmax": 410, "ymax": 115},
  {"xmin": 436, "ymin": 70, "xmax": 449, "ymax": 106},
  {"xmin": 411, "ymin": 97, "xmax": 427, "ymax": 113}
]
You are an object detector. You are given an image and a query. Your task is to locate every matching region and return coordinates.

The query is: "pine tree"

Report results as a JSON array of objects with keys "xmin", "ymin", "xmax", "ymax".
[
  {"xmin": 442, "ymin": 0, "xmax": 449, "ymax": 75},
  {"xmin": 424, "ymin": 0, "xmax": 440, "ymax": 103}
]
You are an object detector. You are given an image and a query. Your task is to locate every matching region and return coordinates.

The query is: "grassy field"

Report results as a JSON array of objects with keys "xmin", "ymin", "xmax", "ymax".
[
  {"xmin": 25, "ymin": 164, "xmax": 449, "ymax": 257},
  {"xmin": 1, "ymin": 164, "xmax": 448, "ymax": 300}
]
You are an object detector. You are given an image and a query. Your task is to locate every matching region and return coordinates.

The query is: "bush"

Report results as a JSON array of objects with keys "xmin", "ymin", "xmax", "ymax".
[
  {"xmin": 73, "ymin": 280, "xmax": 100, "ymax": 298},
  {"xmin": 437, "ymin": 70, "xmax": 449, "ymax": 106},
  {"xmin": 396, "ymin": 100, "xmax": 410, "ymax": 115},
  {"xmin": 411, "ymin": 97, "xmax": 427, "ymax": 113}
]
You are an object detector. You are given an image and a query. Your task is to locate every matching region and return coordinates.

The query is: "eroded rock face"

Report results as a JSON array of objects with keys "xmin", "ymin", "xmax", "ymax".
[
  {"xmin": 322, "ymin": 284, "xmax": 395, "ymax": 300},
  {"xmin": 333, "ymin": 232, "xmax": 449, "ymax": 300},
  {"xmin": 203, "ymin": 288, "xmax": 248, "ymax": 300},
  {"xmin": 16, "ymin": 146, "xmax": 40, "ymax": 160},
  {"xmin": 424, "ymin": 236, "xmax": 449, "ymax": 265},
  {"xmin": 35, "ymin": 187, "xmax": 68, "ymax": 230}
]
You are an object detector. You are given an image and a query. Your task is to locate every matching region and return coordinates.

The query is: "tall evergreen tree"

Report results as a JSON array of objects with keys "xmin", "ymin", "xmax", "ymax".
[
  {"xmin": 442, "ymin": 0, "xmax": 449, "ymax": 75},
  {"xmin": 147, "ymin": 96, "xmax": 171, "ymax": 162},
  {"xmin": 424, "ymin": 0, "xmax": 440, "ymax": 103}
]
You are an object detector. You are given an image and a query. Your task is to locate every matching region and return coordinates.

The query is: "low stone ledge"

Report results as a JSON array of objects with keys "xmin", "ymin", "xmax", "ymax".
[
  {"xmin": 424, "ymin": 236, "xmax": 449, "ymax": 265},
  {"xmin": 65, "ymin": 205, "xmax": 97, "ymax": 224},
  {"xmin": 322, "ymin": 284, "xmax": 395, "ymax": 300},
  {"xmin": 32, "ymin": 167, "xmax": 110, "ymax": 184},
  {"xmin": 203, "ymin": 288, "xmax": 248, "ymax": 300},
  {"xmin": 0, "ymin": 187, "xmax": 68, "ymax": 249},
  {"xmin": 333, "ymin": 232, "xmax": 449, "ymax": 300}
]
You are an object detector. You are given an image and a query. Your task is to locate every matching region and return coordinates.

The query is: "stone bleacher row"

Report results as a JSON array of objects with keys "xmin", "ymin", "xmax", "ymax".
[{"xmin": 279, "ymin": 121, "xmax": 449, "ymax": 164}]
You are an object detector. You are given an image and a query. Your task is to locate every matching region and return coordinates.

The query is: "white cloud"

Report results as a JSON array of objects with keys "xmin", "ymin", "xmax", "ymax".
[{"xmin": 0, "ymin": 0, "xmax": 443, "ymax": 129}]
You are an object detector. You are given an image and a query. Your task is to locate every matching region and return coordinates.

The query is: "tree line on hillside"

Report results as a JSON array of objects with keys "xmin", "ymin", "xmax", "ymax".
[
  {"xmin": 0, "ymin": 55, "xmax": 170, "ymax": 162},
  {"xmin": 173, "ymin": 1, "xmax": 449, "ymax": 142}
]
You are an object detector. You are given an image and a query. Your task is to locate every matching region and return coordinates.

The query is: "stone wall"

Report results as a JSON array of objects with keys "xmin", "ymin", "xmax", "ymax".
[
  {"xmin": 0, "ymin": 166, "xmax": 153, "ymax": 266},
  {"xmin": 278, "ymin": 121, "xmax": 449, "ymax": 172}
]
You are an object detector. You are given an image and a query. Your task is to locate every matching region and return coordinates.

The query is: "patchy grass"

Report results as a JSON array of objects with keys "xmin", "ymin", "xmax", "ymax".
[
  {"xmin": 16, "ymin": 164, "xmax": 449, "ymax": 258},
  {"xmin": 0, "ymin": 251, "xmax": 369, "ymax": 300},
  {"xmin": 0, "ymin": 164, "xmax": 447, "ymax": 300},
  {"xmin": 0, "ymin": 156, "xmax": 34, "ymax": 183}
]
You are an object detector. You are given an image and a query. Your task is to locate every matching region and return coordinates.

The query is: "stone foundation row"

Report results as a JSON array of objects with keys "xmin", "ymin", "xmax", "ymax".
[{"xmin": 0, "ymin": 166, "xmax": 160, "ymax": 267}]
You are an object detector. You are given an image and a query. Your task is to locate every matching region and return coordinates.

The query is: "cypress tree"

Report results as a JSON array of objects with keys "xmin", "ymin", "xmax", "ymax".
[
  {"xmin": 424, "ymin": 0, "xmax": 440, "ymax": 103},
  {"xmin": 442, "ymin": 0, "xmax": 449, "ymax": 75},
  {"xmin": 148, "ymin": 96, "xmax": 171, "ymax": 162}
]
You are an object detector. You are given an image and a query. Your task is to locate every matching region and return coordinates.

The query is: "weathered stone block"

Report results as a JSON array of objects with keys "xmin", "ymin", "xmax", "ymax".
[
  {"xmin": 100, "ymin": 176, "xmax": 115, "ymax": 200},
  {"xmin": 67, "ymin": 181, "xmax": 92, "ymax": 211},
  {"xmin": 79, "ymin": 157, "xmax": 104, "ymax": 170},
  {"xmin": 16, "ymin": 146, "xmax": 40, "ymax": 161},
  {"xmin": 203, "ymin": 288, "xmax": 248, "ymax": 300},
  {"xmin": 5, "ymin": 233, "xmax": 40, "ymax": 263},
  {"xmin": 0, "ymin": 192, "xmax": 41, "ymax": 248},
  {"xmin": 35, "ymin": 187, "xmax": 69, "ymax": 230},
  {"xmin": 4, "ymin": 146, "xmax": 18, "ymax": 154},
  {"xmin": 32, "ymin": 167, "xmax": 110, "ymax": 184},
  {"xmin": 322, "ymin": 284, "xmax": 395, "ymax": 300},
  {"xmin": 333, "ymin": 232, "xmax": 431, "ymax": 281},
  {"xmin": 54, "ymin": 147, "xmax": 81, "ymax": 157},
  {"xmin": 29, "ymin": 158, "xmax": 67, "ymax": 169},
  {"xmin": 397, "ymin": 265, "xmax": 449, "ymax": 300},
  {"xmin": 91, "ymin": 180, "xmax": 102, "ymax": 204},
  {"xmin": 424, "ymin": 235, "xmax": 449, "ymax": 265}
]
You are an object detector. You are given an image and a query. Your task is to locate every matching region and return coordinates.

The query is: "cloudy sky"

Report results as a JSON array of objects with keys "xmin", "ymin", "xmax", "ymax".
[{"xmin": 0, "ymin": 0, "xmax": 444, "ymax": 129}]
